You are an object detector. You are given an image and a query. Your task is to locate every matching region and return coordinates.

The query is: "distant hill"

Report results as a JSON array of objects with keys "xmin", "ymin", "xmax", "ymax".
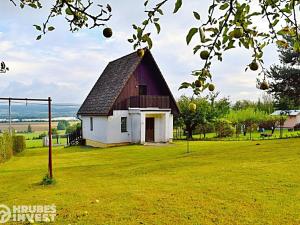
[{"xmin": 0, "ymin": 104, "xmax": 80, "ymax": 120}]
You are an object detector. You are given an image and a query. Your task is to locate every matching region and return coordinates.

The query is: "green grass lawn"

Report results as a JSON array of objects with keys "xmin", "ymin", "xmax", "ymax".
[
  {"xmin": 1, "ymin": 139, "xmax": 300, "ymax": 224},
  {"xmin": 16, "ymin": 131, "xmax": 68, "ymax": 148},
  {"xmin": 174, "ymin": 129, "xmax": 300, "ymax": 141}
]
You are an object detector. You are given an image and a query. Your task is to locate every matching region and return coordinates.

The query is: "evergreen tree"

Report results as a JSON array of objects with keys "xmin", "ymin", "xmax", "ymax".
[
  {"xmin": 27, "ymin": 124, "xmax": 32, "ymax": 133},
  {"xmin": 267, "ymin": 37, "xmax": 300, "ymax": 109}
]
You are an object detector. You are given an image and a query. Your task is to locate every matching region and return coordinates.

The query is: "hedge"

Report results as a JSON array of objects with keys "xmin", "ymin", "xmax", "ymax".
[
  {"xmin": 0, "ymin": 133, "xmax": 13, "ymax": 163},
  {"xmin": 13, "ymin": 136, "xmax": 26, "ymax": 154},
  {"xmin": 0, "ymin": 133, "xmax": 26, "ymax": 163}
]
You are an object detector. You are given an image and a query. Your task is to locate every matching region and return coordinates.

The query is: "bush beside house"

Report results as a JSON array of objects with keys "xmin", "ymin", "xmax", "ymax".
[
  {"xmin": 0, "ymin": 133, "xmax": 26, "ymax": 163},
  {"xmin": 12, "ymin": 136, "xmax": 26, "ymax": 154},
  {"xmin": 0, "ymin": 133, "xmax": 13, "ymax": 163}
]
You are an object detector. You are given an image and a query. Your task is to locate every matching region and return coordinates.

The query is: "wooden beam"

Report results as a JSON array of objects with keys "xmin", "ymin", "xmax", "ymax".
[
  {"xmin": 0, "ymin": 97, "xmax": 50, "ymax": 102},
  {"xmin": 48, "ymin": 97, "xmax": 53, "ymax": 179}
]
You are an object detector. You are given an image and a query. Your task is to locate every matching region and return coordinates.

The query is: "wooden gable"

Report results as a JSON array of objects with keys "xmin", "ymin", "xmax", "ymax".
[{"xmin": 111, "ymin": 50, "xmax": 179, "ymax": 115}]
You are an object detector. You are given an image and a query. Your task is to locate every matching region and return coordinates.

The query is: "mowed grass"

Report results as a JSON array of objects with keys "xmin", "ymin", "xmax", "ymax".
[
  {"xmin": 174, "ymin": 129, "xmax": 300, "ymax": 141},
  {"xmin": 1, "ymin": 140, "xmax": 300, "ymax": 224}
]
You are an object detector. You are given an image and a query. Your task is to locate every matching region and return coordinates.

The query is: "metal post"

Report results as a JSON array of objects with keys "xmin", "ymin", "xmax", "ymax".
[
  {"xmin": 8, "ymin": 98, "xmax": 11, "ymax": 134},
  {"xmin": 48, "ymin": 97, "xmax": 53, "ymax": 179}
]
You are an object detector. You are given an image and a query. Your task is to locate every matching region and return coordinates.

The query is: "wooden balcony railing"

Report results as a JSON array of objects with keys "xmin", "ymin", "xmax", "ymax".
[{"xmin": 129, "ymin": 95, "xmax": 170, "ymax": 108}]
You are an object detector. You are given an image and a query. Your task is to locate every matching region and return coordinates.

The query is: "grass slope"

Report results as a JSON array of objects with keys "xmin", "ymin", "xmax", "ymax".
[{"xmin": 0, "ymin": 140, "xmax": 300, "ymax": 224}]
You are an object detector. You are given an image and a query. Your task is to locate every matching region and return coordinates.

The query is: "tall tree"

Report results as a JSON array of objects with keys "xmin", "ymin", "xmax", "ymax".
[{"xmin": 267, "ymin": 36, "xmax": 300, "ymax": 109}]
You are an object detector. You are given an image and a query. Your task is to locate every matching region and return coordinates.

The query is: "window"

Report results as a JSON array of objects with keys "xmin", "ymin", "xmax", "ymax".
[
  {"xmin": 121, "ymin": 117, "xmax": 127, "ymax": 132},
  {"xmin": 90, "ymin": 117, "xmax": 93, "ymax": 131},
  {"xmin": 139, "ymin": 85, "xmax": 147, "ymax": 95}
]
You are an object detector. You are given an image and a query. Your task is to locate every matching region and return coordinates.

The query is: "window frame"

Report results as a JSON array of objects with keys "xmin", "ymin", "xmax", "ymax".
[
  {"xmin": 138, "ymin": 85, "xmax": 147, "ymax": 96},
  {"xmin": 90, "ymin": 117, "xmax": 93, "ymax": 131},
  {"xmin": 121, "ymin": 117, "xmax": 127, "ymax": 133}
]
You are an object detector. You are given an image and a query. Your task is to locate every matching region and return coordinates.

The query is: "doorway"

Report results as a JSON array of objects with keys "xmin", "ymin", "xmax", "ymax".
[{"xmin": 145, "ymin": 117, "xmax": 155, "ymax": 142}]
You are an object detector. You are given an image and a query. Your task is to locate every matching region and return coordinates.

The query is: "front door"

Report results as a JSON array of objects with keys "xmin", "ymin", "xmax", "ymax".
[{"xmin": 145, "ymin": 118, "xmax": 155, "ymax": 142}]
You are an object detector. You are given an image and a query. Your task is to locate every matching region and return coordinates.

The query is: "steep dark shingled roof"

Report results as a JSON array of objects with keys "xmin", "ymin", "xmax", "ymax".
[{"xmin": 77, "ymin": 51, "xmax": 142, "ymax": 116}]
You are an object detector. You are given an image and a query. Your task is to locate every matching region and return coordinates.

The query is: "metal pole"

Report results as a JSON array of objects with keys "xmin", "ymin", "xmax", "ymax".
[
  {"xmin": 8, "ymin": 98, "xmax": 11, "ymax": 134},
  {"xmin": 48, "ymin": 97, "xmax": 53, "ymax": 179}
]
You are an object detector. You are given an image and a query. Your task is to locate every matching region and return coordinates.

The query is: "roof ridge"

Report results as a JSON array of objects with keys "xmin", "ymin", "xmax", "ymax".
[{"xmin": 109, "ymin": 48, "xmax": 148, "ymax": 64}]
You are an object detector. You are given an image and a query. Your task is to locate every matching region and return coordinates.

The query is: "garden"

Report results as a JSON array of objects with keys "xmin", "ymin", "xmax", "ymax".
[{"xmin": 174, "ymin": 95, "xmax": 300, "ymax": 141}]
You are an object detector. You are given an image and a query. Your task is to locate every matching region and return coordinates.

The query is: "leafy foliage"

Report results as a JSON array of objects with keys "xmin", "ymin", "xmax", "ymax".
[
  {"xmin": 0, "ymin": 132, "xmax": 13, "ymax": 163},
  {"xmin": 57, "ymin": 120, "xmax": 70, "ymax": 130},
  {"xmin": 267, "ymin": 36, "xmax": 300, "ymax": 108},
  {"xmin": 214, "ymin": 119, "xmax": 235, "ymax": 138},
  {"xmin": 27, "ymin": 124, "xmax": 32, "ymax": 133},
  {"xmin": 41, "ymin": 174, "xmax": 56, "ymax": 185},
  {"xmin": 12, "ymin": 135, "xmax": 26, "ymax": 153},
  {"xmin": 0, "ymin": 133, "xmax": 26, "ymax": 163},
  {"xmin": 177, "ymin": 94, "xmax": 230, "ymax": 138},
  {"xmin": 131, "ymin": 0, "xmax": 300, "ymax": 93},
  {"xmin": 66, "ymin": 122, "xmax": 81, "ymax": 134},
  {"xmin": 5, "ymin": 0, "xmax": 300, "ymax": 94},
  {"xmin": 10, "ymin": 0, "xmax": 112, "ymax": 40}
]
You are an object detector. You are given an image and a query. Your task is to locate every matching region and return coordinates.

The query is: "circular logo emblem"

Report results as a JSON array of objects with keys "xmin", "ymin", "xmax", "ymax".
[{"xmin": 0, "ymin": 205, "xmax": 11, "ymax": 224}]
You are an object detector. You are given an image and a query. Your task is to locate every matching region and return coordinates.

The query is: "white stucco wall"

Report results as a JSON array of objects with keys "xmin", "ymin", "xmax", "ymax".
[
  {"xmin": 81, "ymin": 110, "xmax": 131, "ymax": 144},
  {"xmin": 81, "ymin": 108, "xmax": 174, "ymax": 145},
  {"xmin": 130, "ymin": 110, "xmax": 142, "ymax": 143},
  {"xmin": 106, "ymin": 110, "xmax": 131, "ymax": 143},
  {"xmin": 169, "ymin": 114, "xmax": 173, "ymax": 139},
  {"xmin": 81, "ymin": 116, "xmax": 108, "ymax": 143}
]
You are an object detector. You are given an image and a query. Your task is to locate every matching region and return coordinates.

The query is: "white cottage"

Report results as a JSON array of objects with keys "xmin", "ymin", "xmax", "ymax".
[{"xmin": 77, "ymin": 49, "xmax": 179, "ymax": 147}]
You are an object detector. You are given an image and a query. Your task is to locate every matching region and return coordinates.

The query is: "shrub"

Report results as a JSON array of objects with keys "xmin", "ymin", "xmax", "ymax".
[
  {"xmin": 27, "ymin": 124, "xmax": 32, "ymax": 133},
  {"xmin": 41, "ymin": 174, "xmax": 56, "ymax": 185},
  {"xmin": 38, "ymin": 132, "xmax": 47, "ymax": 139},
  {"xmin": 12, "ymin": 136, "xmax": 26, "ymax": 154},
  {"xmin": 0, "ymin": 133, "xmax": 13, "ymax": 163},
  {"xmin": 57, "ymin": 120, "xmax": 70, "ymax": 130},
  {"xmin": 66, "ymin": 123, "xmax": 81, "ymax": 134},
  {"xmin": 215, "ymin": 119, "xmax": 235, "ymax": 138}
]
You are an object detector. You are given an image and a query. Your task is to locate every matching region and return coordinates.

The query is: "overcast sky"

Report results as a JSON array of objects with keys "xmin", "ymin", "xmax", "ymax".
[{"xmin": 0, "ymin": 0, "xmax": 279, "ymax": 104}]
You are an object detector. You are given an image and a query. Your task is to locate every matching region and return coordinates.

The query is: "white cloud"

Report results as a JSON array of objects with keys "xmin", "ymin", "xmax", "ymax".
[{"xmin": 0, "ymin": 0, "xmax": 280, "ymax": 104}]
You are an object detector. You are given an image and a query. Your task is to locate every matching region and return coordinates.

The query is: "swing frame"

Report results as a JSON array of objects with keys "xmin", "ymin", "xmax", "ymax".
[{"xmin": 0, "ymin": 97, "xmax": 53, "ymax": 179}]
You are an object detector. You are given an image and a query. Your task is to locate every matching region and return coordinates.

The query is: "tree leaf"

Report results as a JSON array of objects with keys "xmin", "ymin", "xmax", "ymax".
[
  {"xmin": 106, "ymin": 4, "xmax": 112, "ymax": 12},
  {"xmin": 142, "ymin": 20, "xmax": 148, "ymax": 26},
  {"xmin": 154, "ymin": 23, "xmax": 161, "ymax": 34},
  {"xmin": 186, "ymin": 28, "xmax": 198, "ymax": 45},
  {"xmin": 179, "ymin": 82, "xmax": 191, "ymax": 90},
  {"xmin": 28, "ymin": 3, "xmax": 37, "ymax": 9},
  {"xmin": 36, "ymin": 35, "xmax": 42, "ymax": 40},
  {"xmin": 193, "ymin": 11, "xmax": 201, "ymax": 20},
  {"xmin": 143, "ymin": 34, "xmax": 153, "ymax": 49},
  {"xmin": 173, "ymin": 0, "xmax": 182, "ymax": 13},
  {"xmin": 48, "ymin": 26, "xmax": 55, "ymax": 31},
  {"xmin": 33, "ymin": 25, "xmax": 41, "ymax": 31},
  {"xmin": 199, "ymin": 28, "xmax": 205, "ymax": 43},
  {"xmin": 219, "ymin": 3, "xmax": 229, "ymax": 10},
  {"xmin": 157, "ymin": 9, "xmax": 164, "ymax": 15},
  {"xmin": 65, "ymin": 7, "xmax": 73, "ymax": 16},
  {"xmin": 137, "ymin": 27, "xmax": 143, "ymax": 39}
]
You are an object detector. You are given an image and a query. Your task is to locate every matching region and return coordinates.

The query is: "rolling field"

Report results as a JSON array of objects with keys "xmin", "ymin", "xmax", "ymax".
[
  {"xmin": 0, "ymin": 122, "xmax": 59, "ymax": 132},
  {"xmin": 0, "ymin": 139, "xmax": 300, "ymax": 224}
]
